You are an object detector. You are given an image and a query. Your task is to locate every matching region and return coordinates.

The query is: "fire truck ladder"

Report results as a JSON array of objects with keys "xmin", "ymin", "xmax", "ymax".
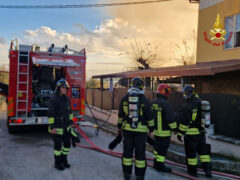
[{"xmin": 16, "ymin": 48, "xmax": 30, "ymax": 120}]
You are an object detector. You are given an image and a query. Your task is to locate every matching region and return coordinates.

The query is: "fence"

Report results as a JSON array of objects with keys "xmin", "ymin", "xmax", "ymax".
[
  {"xmin": 86, "ymin": 88, "xmax": 240, "ymax": 139},
  {"xmin": 86, "ymin": 88, "xmax": 184, "ymax": 111}
]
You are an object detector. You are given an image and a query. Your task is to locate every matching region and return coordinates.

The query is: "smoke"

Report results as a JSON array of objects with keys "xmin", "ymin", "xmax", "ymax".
[{"xmin": 102, "ymin": 0, "xmax": 199, "ymax": 66}]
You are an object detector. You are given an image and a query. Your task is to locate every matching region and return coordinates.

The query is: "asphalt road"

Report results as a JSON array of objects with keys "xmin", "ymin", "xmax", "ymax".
[{"xmin": 0, "ymin": 113, "xmax": 230, "ymax": 180}]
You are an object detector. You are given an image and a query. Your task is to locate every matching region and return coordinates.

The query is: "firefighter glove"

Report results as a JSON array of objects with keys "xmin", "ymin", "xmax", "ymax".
[{"xmin": 108, "ymin": 133, "xmax": 122, "ymax": 150}]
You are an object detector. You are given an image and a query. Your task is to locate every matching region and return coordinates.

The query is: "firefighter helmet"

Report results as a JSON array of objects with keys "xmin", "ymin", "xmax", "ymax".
[
  {"xmin": 56, "ymin": 79, "xmax": 69, "ymax": 92},
  {"xmin": 183, "ymin": 85, "xmax": 194, "ymax": 99},
  {"xmin": 157, "ymin": 84, "xmax": 171, "ymax": 97},
  {"xmin": 130, "ymin": 77, "xmax": 144, "ymax": 90}
]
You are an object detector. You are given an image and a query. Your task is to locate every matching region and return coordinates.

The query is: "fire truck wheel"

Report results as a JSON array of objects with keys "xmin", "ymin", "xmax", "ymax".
[{"xmin": 8, "ymin": 126, "xmax": 17, "ymax": 134}]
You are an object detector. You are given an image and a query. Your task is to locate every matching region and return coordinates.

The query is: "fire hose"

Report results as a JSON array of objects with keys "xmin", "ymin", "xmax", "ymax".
[
  {"xmin": 74, "ymin": 124, "xmax": 197, "ymax": 180},
  {"xmin": 74, "ymin": 124, "xmax": 240, "ymax": 180}
]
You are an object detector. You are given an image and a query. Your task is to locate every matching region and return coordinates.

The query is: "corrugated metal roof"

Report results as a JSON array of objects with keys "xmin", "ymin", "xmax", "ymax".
[{"xmin": 92, "ymin": 59, "xmax": 240, "ymax": 79}]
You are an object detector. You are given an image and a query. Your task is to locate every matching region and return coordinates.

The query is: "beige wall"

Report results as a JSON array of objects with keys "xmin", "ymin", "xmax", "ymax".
[
  {"xmin": 86, "ymin": 88, "xmax": 128, "ymax": 111},
  {"xmin": 197, "ymin": 0, "xmax": 240, "ymax": 62},
  {"xmin": 113, "ymin": 88, "xmax": 128, "ymax": 110},
  {"xmin": 102, "ymin": 91, "xmax": 113, "ymax": 110},
  {"xmin": 86, "ymin": 88, "xmax": 154, "ymax": 111},
  {"xmin": 86, "ymin": 89, "xmax": 93, "ymax": 105},
  {"xmin": 93, "ymin": 90, "xmax": 101, "ymax": 109},
  {"xmin": 0, "ymin": 102, "xmax": 7, "ymax": 113}
]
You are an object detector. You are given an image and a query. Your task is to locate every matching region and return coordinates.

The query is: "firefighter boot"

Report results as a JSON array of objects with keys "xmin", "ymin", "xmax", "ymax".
[
  {"xmin": 153, "ymin": 158, "xmax": 157, "ymax": 169},
  {"xmin": 135, "ymin": 176, "xmax": 144, "ymax": 180},
  {"xmin": 188, "ymin": 165, "xmax": 198, "ymax": 177},
  {"xmin": 55, "ymin": 156, "xmax": 65, "ymax": 171},
  {"xmin": 158, "ymin": 163, "xmax": 172, "ymax": 173},
  {"xmin": 205, "ymin": 169, "xmax": 212, "ymax": 178},
  {"xmin": 123, "ymin": 174, "xmax": 131, "ymax": 180},
  {"xmin": 62, "ymin": 154, "xmax": 71, "ymax": 168},
  {"xmin": 202, "ymin": 163, "xmax": 212, "ymax": 177}
]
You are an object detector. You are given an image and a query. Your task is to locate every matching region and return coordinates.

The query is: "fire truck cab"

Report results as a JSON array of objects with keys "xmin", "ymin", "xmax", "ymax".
[{"xmin": 7, "ymin": 39, "xmax": 87, "ymax": 133}]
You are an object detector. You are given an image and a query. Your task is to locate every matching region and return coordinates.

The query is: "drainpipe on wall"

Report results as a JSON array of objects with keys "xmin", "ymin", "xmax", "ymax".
[
  {"xmin": 109, "ymin": 78, "xmax": 113, "ymax": 92},
  {"xmin": 181, "ymin": 77, "xmax": 185, "ymax": 90}
]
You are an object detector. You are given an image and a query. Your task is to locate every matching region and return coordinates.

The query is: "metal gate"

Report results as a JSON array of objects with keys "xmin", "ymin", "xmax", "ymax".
[{"xmin": 201, "ymin": 93, "xmax": 240, "ymax": 139}]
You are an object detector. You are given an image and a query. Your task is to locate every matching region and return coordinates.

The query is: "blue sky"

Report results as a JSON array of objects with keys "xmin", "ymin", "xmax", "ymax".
[{"xmin": 0, "ymin": 0, "xmax": 110, "ymax": 41}]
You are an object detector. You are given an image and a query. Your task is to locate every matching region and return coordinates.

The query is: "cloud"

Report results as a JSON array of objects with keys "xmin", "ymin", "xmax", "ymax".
[
  {"xmin": 0, "ymin": 37, "xmax": 6, "ymax": 45},
  {"xmin": 0, "ymin": 43, "xmax": 10, "ymax": 65},
  {"xmin": 20, "ymin": 0, "xmax": 198, "ymax": 78},
  {"xmin": 0, "ymin": 36, "xmax": 8, "ymax": 64},
  {"xmin": 21, "ymin": 24, "xmax": 132, "ymax": 78}
]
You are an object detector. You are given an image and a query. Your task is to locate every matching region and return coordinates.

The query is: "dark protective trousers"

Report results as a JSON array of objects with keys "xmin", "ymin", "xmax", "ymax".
[
  {"xmin": 154, "ymin": 136, "xmax": 170, "ymax": 164},
  {"xmin": 53, "ymin": 130, "xmax": 71, "ymax": 163},
  {"xmin": 184, "ymin": 133, "xmax": 211, "ymax": 174},
  {"xmin": 122, "ymin": 130, "xmax": 147, "ymax": 177}
]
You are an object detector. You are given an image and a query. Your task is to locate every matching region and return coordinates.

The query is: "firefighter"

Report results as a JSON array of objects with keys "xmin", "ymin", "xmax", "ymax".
[
  {"xmin": 48, "ymin": 79, "xmax": 74, "ymax": 171},
  {"xmin": 118, "ymin": 77, "xmax": 154, "ymax": 180},
  {"xmin": 151, "ymin": 84, "xmax": 177, "ymax": 173},
  {"xmin": 177, "ymin": 85, "xmax": 211, "ymax": 177}
]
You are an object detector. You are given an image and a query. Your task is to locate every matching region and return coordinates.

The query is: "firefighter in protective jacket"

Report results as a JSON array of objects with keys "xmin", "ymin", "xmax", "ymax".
[
  {"xmin": 118, "ymin": 77, "xmax": 154, "ymax": 180},
  {"xmin": 48, "ymin": 79, "xmax": 74, "ymax": 171},
  {"xmin": 151, "ymin": 84, "xmax": 177, "ymax": 173},
  {"xmin": 177, "ymin": 86, "xmax": 211, "ymax": 177}
]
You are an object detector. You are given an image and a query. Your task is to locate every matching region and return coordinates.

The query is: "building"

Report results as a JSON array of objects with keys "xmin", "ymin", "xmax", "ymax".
[{"xmin": 92, "ymin": 0, "xmax": 240, "ymax": 158}]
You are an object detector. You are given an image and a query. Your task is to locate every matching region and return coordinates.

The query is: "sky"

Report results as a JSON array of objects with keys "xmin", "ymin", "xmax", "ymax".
[{"xmin": 0, "ymin": 0, "xmax": 199, "ymax": 79}]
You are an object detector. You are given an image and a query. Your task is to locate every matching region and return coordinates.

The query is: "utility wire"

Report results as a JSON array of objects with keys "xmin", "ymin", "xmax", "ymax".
[{"xmin": 0, "ymin": 0, "xmax": 170, "ymax": 9}]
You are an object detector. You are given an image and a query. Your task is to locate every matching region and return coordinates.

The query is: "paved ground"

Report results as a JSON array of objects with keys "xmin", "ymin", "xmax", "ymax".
[{"xmin": 0, "ymin": 113, "xmax": 231, "ymax": 180}]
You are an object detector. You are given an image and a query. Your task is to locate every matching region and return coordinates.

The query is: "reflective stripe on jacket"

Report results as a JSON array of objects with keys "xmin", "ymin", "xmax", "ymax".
[{"xmin": 151, "ymin": 94, "xmax": 177, "ymax": 137}]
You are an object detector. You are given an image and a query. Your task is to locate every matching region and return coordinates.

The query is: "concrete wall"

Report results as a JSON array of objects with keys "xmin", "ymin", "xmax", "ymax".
[{"xmin": 197, "ymin": 0, "xmax": 240, "ymax": 62}]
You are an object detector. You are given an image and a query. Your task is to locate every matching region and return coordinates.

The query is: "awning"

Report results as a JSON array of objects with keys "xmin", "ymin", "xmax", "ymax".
[
  {"xmin": 32, "ymin": 56, "xmax": 80, "ymax": 67},
  {"xmin": 92, "ymin": 59, "xmax": 240, "ymax": 79}
]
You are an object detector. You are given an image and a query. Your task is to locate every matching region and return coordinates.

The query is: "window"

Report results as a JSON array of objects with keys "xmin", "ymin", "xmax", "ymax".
[
  {"xmin": 224, "ymin": 14, "xmax": 240, "ymax": 49},
  {"xmin": 235, "ymin": 15, "xmax": 240, "ymax": 47},
  {"xmin": 224, "ymin": 16, "xmax": 234, "ymax": 49}
]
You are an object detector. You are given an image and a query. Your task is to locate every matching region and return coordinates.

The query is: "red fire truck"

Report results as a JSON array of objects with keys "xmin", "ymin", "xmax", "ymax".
[{"xmin": 7, "ymin": 39, "xmax": 92, "ymax": 133}]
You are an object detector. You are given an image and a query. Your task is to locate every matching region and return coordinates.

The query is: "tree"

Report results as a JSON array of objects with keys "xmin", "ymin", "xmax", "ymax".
[
  {"xmin": 121, "ymin": 37, "xmax": 164, "ymax": 88},
  {"xmin": 0, "ymin": 64, "xmax": 9, "ymax": 84},
  {"xmin": 86, "ymin": 78, "xmax": 100, "ymax": 89},
  {"xmin": 86, "ymin": 78, "xmax": 109, "ymax": 89},
  {"xmin": 124, "ymin": 38, "xmax": 163, "ymax": 70},
  {"xmin": 175, "ymin": 30, "xmax": 196, "ymax": 65}
]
